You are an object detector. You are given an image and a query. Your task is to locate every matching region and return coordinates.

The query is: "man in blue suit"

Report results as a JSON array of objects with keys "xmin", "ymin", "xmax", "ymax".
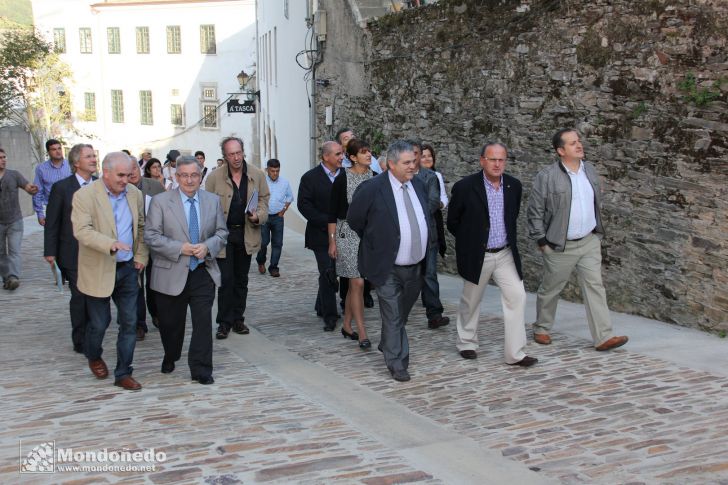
[{"xmin": 348, "ymin": 140, "xmax": 432, "ymax": 382}]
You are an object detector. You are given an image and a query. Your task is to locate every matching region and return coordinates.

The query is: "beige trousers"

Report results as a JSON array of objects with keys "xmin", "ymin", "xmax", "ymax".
[
  {"xmin": 534, "ymin": 233, "xmax": 614, "ymax": 346},
  {"xmin": 455, "ymin": 248, "xmax": 527, "ymax": 364}
]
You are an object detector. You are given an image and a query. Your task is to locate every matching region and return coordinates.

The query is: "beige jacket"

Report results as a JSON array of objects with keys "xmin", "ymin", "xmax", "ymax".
[
  {"xmin": 71, "ymin": 180, "xmax": 148, "ymax": 298},
  {"xmin": 205, "ymin": 161, "xmax": 270, "ymax": 257}
]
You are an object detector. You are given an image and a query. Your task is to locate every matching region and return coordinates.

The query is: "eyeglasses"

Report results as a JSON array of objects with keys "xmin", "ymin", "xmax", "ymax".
[{"xmin": 177, "ymin": 173, "xmax": 201, "ymax": 180}]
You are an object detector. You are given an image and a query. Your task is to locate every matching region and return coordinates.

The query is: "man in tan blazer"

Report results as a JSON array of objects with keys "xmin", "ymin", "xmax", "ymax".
[
  {"xmin": 205, "ymin": 137, "xmax": 270, "ymax": 339},
  {"xmin": 72, "ymin": 152, "xmax": 148, "ymax": 391},
  {"xmin": 145, "ymin": 156, "xmax": 227, "ymax": 384}
]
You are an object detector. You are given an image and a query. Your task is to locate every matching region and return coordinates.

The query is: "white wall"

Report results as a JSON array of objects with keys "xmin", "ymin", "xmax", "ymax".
[
  {"xmin": 32, "ymin": 0, "xmax": 258, "ymax": 169},
  {"xmin": 256, "ymin": 0, "xmax": 313, "ymax": 225}
]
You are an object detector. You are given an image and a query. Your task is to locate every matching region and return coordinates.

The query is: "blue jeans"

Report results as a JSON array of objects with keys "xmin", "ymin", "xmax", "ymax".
[
  {"xmin": 84, "ymin": 261, "xmax": 139, "ymax": 379},
  {"xmin": 256, "ymin": 214, "xmax": 284, "ymax": 270}
]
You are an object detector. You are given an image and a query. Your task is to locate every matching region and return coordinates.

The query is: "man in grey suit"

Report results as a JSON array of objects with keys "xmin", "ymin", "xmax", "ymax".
[
  {"xmin": 144, "ymin": 156, "xmax": 228, "ymax": 385},
  {"xmin": 348, "ymin": 140, "xmax": 432, "ymax": 382}
]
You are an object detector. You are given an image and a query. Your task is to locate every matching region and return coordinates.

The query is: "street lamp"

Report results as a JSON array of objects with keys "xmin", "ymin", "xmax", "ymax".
[{"xmin": 236, "ymin": 70, "xmax": 260, "ymax": 102}]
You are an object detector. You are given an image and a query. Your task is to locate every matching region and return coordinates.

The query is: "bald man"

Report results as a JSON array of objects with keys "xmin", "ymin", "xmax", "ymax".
[
  {"xmin": 297, "ymin": 141, "xmax": 344, "ymax": 331},
  {"xmin": 72, "ymin": 152, "xmax": 148, "ymax": 391}
]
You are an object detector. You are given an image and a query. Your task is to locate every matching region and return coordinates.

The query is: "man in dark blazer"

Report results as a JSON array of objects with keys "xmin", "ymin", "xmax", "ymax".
[
  {"xmin": 297, "ymin": 141, "xmax": 344, "ymax": 331},
  {"xmin": 447, "ymin": 143, "xmax": 537, "ymax": 366},
  {"xmin": 43, "ymin": 143, "xmax": 97, "ymax": 354},
  {"xmin": 410, "ymin": 139, "xmax": 449, "ymax": 329},
  {"xmin": 144, "ymin": 157, "xmax": 228, "ymax": 385},
  {"xmin": 348, "ymin": 140, "xmax": 432, "ymax": 382}
]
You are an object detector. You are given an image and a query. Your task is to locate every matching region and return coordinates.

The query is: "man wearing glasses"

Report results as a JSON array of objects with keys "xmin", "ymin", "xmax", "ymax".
[
  {"xmin": 447, "ymin": 143, "xmax": 537, "ymax": 366},
  {"xmin": 145, "ymin": 156, "xmax": 228, "ymax": 385}
]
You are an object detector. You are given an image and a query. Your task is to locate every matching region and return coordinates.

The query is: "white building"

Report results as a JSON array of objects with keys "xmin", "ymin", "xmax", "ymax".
[
  {"xmin": 255, "ymin": 0, "xmax": 314, "ymax": 229},
  {"xmin": 32, "ymin": 0, "xmax": 258, "ymax": 169}
]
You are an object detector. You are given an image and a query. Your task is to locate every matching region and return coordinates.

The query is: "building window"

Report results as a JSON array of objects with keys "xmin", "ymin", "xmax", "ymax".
[
  {"xmin": 107, "ymin": 27, "xmax": 120, "ymax": 54},
  {"xmin": 200, "ymin": 25, "xmax": 216, "ymax": 54},
  {"xmin": 166, "ymin": 26, "xmax": 181, "ymax": 54},
  {"xmin": 53, "ymin": 28, "xmax": 66, "ymax": 54},
  {"xmin": 136, "ymin": 27, "xmax": 150, "ymax": 54},
  {"xmin": 111, "ymin": 90, "xmax": 124, "ymax": 123},
  {"xmin": 201, "ymin": 86, "xmax": 217, "ymax": 100},
  {"xmin": 170, "ymin": 104, "xmax": 184, "ymax": 127},
  {"xmin": 79, "ymin": 28, "xmax": 92, "ymax": 54},
  {"xmin": 83, "ymin": 92, "xmax": 96, "ymax": 121},
  {"xmin": 201, "ymin": 103, "xmax": 218, "ymax": 129},
  {"xmin": 139, "ymin": 90, "xmax": 153, "ymax": 125}
]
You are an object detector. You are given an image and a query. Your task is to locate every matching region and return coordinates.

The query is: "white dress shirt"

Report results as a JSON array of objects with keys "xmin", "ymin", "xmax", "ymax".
[
  {"xmin": 388, "ymin": 171, "xmax": 428, "ymax": 265},
  {"xmin": 564, "ymin": 160, "xmax": 597, "ymax": 240}
]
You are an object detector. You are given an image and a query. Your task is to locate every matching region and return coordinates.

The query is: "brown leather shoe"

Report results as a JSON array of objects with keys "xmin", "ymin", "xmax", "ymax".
[
  {"xmin": 269, "ymin": 268, "xmax": 280, "ymax": 277},
  {"xmin": 533, "ymin": 333, "xmax": 552, "ymax": 345},
  {"xmin": 232, "ymin": 319, "xmax": 249, "ymax": 335},
  {"xmin": 88, "ymin": 359, "xmax": 109, "ymax": 379},
  {"xmin": 258, "ymin": 264, "xmax": 266, "ymax": 274},
  {"xmin": 136, "ymin": 327, "xmax": 146, "ymax": 341},
  {"xmin": 510, "ymin": 356, "xmax": 539, "ymax": 367},
  {"xmin": 596, "ymin": 335, "xmax": 629, "ymax": 351},
  {"xmin": 114, "ymin": 376, "xmax": 142, "ymax": 391}
]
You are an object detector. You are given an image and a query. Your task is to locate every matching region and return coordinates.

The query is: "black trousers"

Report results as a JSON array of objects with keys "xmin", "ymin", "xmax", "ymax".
[
  {"xmin": 312, "ymin": 248, "xmax": 338, "ymax": 325},
  {"xmin": 216, "ymin": 237, "xmax": 251, "ymax": 328},
  {"xmin": 155, "ymin": 266, "xmax": 215, "ymax": 378},
  {"xmin": 60, "ymin": 265, "xmax": 88, "ymax": 350}
]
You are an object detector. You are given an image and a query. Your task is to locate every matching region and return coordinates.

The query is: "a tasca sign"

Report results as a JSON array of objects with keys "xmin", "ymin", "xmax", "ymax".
[{"xmin": 227, "ymin": 99, "xmax": 256, "ymax": 113}]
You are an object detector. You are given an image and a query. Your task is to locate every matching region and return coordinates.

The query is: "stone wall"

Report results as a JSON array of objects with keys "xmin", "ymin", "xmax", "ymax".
[{"xmin": 314, "ymin": 0, "xmax": 728, "ymax": 333}]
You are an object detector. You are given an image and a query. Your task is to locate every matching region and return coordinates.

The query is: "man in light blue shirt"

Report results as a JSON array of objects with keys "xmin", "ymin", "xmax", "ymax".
[{"xmin": 256, "ymin": 159, "xmax": 294, "ymax": 277}]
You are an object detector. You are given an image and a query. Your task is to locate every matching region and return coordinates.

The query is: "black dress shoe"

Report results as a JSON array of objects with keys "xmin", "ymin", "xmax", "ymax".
[
  {"xmin": 161, "ymin": 360, "xmax": 175, "ymax": 374},
  {"xmin": 192, "ymin": 375, "xmax": 214, "ymax": 385},
  {"xmin": 459, "ymin": 350, "xmax": 477, "ymax": 360},
  {"xmin": 428, "ymin": 315, "xmax": 450, "ymax": 329},
  {"xmin": 391, "ymin": 369, "xmax": 411, "ymax": 382},
  {"xmin": 364, "ymin": 293, "xmax": 374, "ymax": 308},
  {"xmin": 324, "ymin": 321, "xmax": 336, "ymax": 332},
  {"xmin": 216, "ymin": 325, "xmax": 230, "ymax": 340},
  {"xmin": 510, "ymin": 356, "xmax": 538, "ymax": 367},
  {"xmin": 341, "ymin": 327, "xmax": 359, "ymax": 340}
]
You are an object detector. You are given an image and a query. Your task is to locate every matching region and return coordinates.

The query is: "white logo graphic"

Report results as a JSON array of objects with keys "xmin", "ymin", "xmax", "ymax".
[
  {"xmin": 20, "ymin": 441, "xmax": 55, "ymax": 473},
  {"xmin": 19, "ymin": 441, "xmax": 166, "ymax": 474}
]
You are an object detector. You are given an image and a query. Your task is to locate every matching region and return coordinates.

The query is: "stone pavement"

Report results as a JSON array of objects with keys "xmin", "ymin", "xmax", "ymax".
[{"xmin": 1, "ymin": 217, "xmax": 727, "ymax": 484}]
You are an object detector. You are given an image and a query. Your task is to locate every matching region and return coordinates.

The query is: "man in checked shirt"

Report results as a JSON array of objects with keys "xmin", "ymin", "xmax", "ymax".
[{"xmin": 33, "ymin": 139, "xmax": 71, "ymax": 226}]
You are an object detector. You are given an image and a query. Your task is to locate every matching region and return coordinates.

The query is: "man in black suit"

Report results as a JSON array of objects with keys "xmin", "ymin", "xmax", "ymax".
[
  {"xmin": 43, "ymin": 143, "xmax": 97, "ymax": 353},
  {"xmin": 410, "ymin": 139, "xmax": 449, "ymax": 329},
  {"xmin": 348, "ymin": 140, "xmax": 431, "ymax": 382},
  {"xmin": 298, "ymin": 141, "xmax": 343, "ymax": 331},
  {"xmin": 447, "ymin": 143, "xmax": 537, "ymax": 366}
]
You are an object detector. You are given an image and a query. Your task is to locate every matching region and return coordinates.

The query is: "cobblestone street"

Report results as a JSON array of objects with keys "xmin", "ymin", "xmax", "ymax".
[{"xmin": 1, "ymin": 221, "xmax": 727, "ymax": 484}]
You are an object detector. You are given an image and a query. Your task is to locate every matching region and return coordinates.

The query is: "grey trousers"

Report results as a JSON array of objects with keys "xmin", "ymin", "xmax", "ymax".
[
  {"xmin": 375, "ymin": 263, "xmax": 423, "ymax": 373},
  {"xmin": 0, "ymin": 219, "xmax": 23, "ymax": 281},
  {"xmin": 534, "ymin": 233, "xmax": 614, "ymax": 346}
]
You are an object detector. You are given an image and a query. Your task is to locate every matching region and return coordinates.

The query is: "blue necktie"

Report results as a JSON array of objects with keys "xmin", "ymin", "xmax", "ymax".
[{"xmin": 188, "ymin": 197, "xmax": 199, "ymax": 270}]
